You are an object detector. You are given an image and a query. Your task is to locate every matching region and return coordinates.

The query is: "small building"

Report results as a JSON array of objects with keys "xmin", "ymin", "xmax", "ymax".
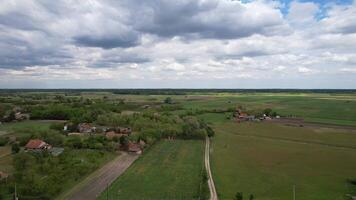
[
  {"xmin": 126, "ymin": 142, "xmax": 142, "ymax": 154},
  {"xmin": 49, "ymin": 147, "xmax": 64, "ymax": 156},
  {"xmin": 15, "ymin": 112, "xmax": 29, "ymax": 121},
  {"xmin": 78, "ymin": 123, "xmax": 96, "ymax": 133},
  {"xmin": 25, "ymin": 139, "xmax": 52, "ymax": 151}
]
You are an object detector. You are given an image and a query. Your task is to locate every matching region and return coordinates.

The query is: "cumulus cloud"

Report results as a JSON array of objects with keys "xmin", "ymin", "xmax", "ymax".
[{"xmin": 0, "ymin": 0, "xmax": 356, "ymax": 88}]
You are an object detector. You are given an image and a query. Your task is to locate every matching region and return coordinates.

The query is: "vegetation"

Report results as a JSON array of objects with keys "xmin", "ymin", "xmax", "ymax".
[
  {"xmin": 98, "ymin": 140, "xmax": 205, "ymax": 200},
  {"xmin": 1, "ymin": 90, "xmax": 356, "ymax": 199},
  {"xmin": 210, "ymin": 119, "xmax": 356, "ymax": 200}
]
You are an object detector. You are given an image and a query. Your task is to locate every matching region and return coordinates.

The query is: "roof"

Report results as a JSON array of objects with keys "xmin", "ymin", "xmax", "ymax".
[
  {"xmin": 49, "ymin": 147, "xmax": 64, "ymax": 156},
  {"xmin": 25, "ymin": 139, "xmax": 47, "ymax": 149},
  {"xmin": 79, "ymin": 123, "xmax": 92, "ymax": 129},
  {"xmin": 127, "ymin": 142, "xmax": 141, "ymax": 152}
]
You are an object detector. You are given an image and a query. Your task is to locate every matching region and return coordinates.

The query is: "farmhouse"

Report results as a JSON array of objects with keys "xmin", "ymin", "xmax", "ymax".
[
  {"xmin": 234, "ymin": 109, "xmax": 255, "ymax": 122},
  {"xmin": 126, "ymin": 142, "xmax": 142, "ymax": 154},
  {"xmin": 25, "ymin": 139, "xmax": 52, "ymax": 151},
  {"xmin": 78, "ymin": 123, "xmax": 96, "ymax": 133}
]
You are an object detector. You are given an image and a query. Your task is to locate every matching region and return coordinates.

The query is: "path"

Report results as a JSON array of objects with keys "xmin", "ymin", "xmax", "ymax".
[
  {"xmin": 60, "ymin": 152, "xmax": 138, "ymax": 200},
  {"xmin": 205, "ymin": 137, "xmax": 218, "ymax": 200}
]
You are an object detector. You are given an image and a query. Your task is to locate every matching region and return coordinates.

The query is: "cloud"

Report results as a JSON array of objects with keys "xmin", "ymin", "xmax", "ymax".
[
  {"xmin": 287, "ymin": 1, "xmax": 319, "ymax": 26},
  {"xmin": 0, "ymin": 0, "xmax": 356, "ymax": 88},
  {"xmin": 132, "ymin": 0, "xmax": 289, "ymax": 39}
]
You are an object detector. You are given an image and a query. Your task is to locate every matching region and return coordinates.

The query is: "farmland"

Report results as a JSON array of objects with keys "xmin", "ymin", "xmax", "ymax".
[
  {"xmin": 1, "ymin": 90, "xmax": 356, "ymax": 199},
  {"xmin": 98, "ymin": 140, "xmax": 206, "ymax": 200},
  {"xmin": 209, "ymin": 119, "xmax": 356, "ymax": 200}
]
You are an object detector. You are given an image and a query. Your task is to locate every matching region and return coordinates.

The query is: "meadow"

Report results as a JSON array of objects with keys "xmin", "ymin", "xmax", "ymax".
[
  {"xmin": 97, "ymin": 140, "xmax": 205, "ymax": 200},
  {"xmin": 180, "ymin": 93, "xmax": 356, "ymax": 126},
  {"xmin": 209, "ymin": 118, "xmax": 356, "ymax": 200}
]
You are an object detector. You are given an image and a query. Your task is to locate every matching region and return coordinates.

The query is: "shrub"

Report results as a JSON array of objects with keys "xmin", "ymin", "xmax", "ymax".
[
  {"xmin": 0, "ymin": 137, "xmax": 9, "ymax": 146},
  {"xmin": 11, "ymin": 143, "xmax": 20, "ymax": 154}
]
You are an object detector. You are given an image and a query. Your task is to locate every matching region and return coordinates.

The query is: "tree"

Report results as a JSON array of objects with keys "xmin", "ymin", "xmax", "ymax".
[
  {"xmin": 164, "ymin": 97, "xmax": 172, "ymax": 104},
  {"xmin": 263, "ymin": 108, "xmax": 272, "ymax": 116},
  {"xmin": 206, "ymin": 127, "xmax": 215, "ymax": 137},
  {"xmin": 271, "ymin": 111, "xmax": 277, "ymax": 117},
  {"xmin": 235, "ymin": 192, "xmax": 243, "ymax": 200},
  {"xmin": 249, "ymin": 194, "xmax": 254, "ymax": 200},
  {"xmin": 11, "ymin": 143, "xmax": 20, "ymax": 154},
  {"xmin": 120, "ymin": 135, "xmax": 129, "ymax": 147}
]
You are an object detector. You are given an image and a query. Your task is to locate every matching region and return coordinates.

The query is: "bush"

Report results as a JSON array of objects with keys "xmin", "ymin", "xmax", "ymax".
[
  {"xmin": 49, "ymin": 123, "xmax": 65, "ymax": 131},
  {"xmin": 11, "ymin": 143, "xmax": 20, "ymax": 154},
  {"xmin": 0, "ymin": 137, "xmax": 9, "ymax": 146}
]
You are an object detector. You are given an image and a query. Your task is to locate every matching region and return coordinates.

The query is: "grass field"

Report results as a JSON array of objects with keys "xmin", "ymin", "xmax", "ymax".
[
  {"xmin": 210, "ymin": 120, "xmax": 356, "ymax": 200},
  {"xmin": 179, "ymin": 93, "xmax": 356, "ymax": 126},
  {"xmin": 97, "ymin": 140, "xmax": 205, "ymax": 200},
  {"xmin": 0, "ymin": 120, "xmax": 57, "ymax": 137}
]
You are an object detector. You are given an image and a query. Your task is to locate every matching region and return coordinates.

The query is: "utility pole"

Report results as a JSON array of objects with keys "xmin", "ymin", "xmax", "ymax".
[
  {"xmin": 293, "ymin": 185, "xmax": 296, "ymax": 200},
  {"xmin": 14, "ymin": 183, "xmax": 18, "ymax": 200}
]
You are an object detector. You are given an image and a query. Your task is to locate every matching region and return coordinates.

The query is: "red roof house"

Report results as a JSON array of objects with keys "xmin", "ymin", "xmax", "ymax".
[
  {"xmin": 25, "ymin": 139, "xmax": 52, "ymax": 150},
  {"xmin": 126, "ymin": 142, "xmax": 142, "ymax": 154}
]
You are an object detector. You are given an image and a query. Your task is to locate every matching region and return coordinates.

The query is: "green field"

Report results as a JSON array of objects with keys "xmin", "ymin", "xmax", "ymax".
[
  {"xmin": 98, "ymin": 140, "xmax": 205, "ymax": 200},
  {"xmin": 210, "ymin": 120, "xmax": 356, "ymax": 200},
  {"xmin": 0, "ymin": 120, "xmax": 58, "ymax": 137},
  {"xmin": 179, "ymin": 93, "xmax": 356, "ymax": 126}
]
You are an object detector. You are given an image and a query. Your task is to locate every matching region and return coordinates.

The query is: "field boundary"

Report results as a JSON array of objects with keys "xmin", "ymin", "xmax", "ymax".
[{"xmin": 206, "ymin": 137, "xmax": 218, "ymax": 200}]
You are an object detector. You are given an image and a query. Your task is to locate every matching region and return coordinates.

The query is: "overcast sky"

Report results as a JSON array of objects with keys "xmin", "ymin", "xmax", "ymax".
[{"xmin": 0, "ymin": 0, "xmax": 356, "ymax": 89}]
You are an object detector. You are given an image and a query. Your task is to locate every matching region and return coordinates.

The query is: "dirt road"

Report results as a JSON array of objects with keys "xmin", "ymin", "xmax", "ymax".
[
  {"xmin": 205, "ymin": 137, "xmax": 218, "ymax": 200},
  {"xmin": 62, "ymin": 152, "xmax": 138, "ymax": 200}
]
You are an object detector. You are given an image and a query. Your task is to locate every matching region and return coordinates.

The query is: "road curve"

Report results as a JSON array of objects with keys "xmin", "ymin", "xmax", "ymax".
[{"xmin": 205, "ymin": 137, "xmax": 218, "ymax": 200}]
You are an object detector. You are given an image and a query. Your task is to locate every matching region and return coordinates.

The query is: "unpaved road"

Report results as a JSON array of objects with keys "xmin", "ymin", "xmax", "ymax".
[
  {"xmin": 64, "ymin": 152, "xmax": 138, "ymax": 200},
  {"xmin": 205, "ymin": 137, "xmax": 218, "ymax": 200}
]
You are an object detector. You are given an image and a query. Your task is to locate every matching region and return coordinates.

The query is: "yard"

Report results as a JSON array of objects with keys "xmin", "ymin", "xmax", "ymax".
[
  {"xmin": 210, "ymin": 121, "xmax": 356, "ymax": 200},
  {"xmin": 97, "ymin": 140, "xmax": 205, "ymax": 200}
]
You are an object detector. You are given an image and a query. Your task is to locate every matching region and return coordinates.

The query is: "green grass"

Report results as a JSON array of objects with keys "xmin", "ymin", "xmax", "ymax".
[
  {"xmin": 180, "ymin": 93, "xmax": 356, "ymax": 126},
  {"xmin": 98, "ymin": 140, "xmax": 205, "ymax": 200},
  {"xmin": 210, "ymin": 122, "xmax": 356, "ymax": 200},
  {"xmin": 0, "ymin": 120, "xmax": 56, "ymax": 137}
]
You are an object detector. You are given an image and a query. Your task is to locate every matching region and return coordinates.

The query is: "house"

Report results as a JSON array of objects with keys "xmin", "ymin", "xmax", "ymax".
[
  {"xmin": 15, "ymin": 112, "xmax": 29, "ymax": 121},
  {"xmin": 234, "ymin": 109, "xmax": 255, "ymax": 122},
  {"xmin": 126, "ymin": 142, "xmax": 142, "ymax": 154},
  {"xmin": 25, "ymin": 139, "xmax": 52, "ymax": 151},
  {"xmin": 78, "ymin": 123, "xmax": 96, "ymax": 133},
  {"xmin": 0, "ymin": 171, "xmax": 9, "ymax": 180}
]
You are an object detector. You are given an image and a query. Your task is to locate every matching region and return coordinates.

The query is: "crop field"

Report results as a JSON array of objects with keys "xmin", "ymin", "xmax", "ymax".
[
  {"xmin": 98, "ymin": 140, "xmax": 205, "ymax": 200},
  {"xmin": 180, "ymin": 93, "xmax": 356, "ymax": 126},
  {"xmin": 210, "ymin": 120, "xmax": 356, "ymax": 200}
]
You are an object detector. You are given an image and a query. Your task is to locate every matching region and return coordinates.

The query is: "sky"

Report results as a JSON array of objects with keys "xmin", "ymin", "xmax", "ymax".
[{"xmin": 0, "ymin": 0, "xmax": 356, "ymax": 89}]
